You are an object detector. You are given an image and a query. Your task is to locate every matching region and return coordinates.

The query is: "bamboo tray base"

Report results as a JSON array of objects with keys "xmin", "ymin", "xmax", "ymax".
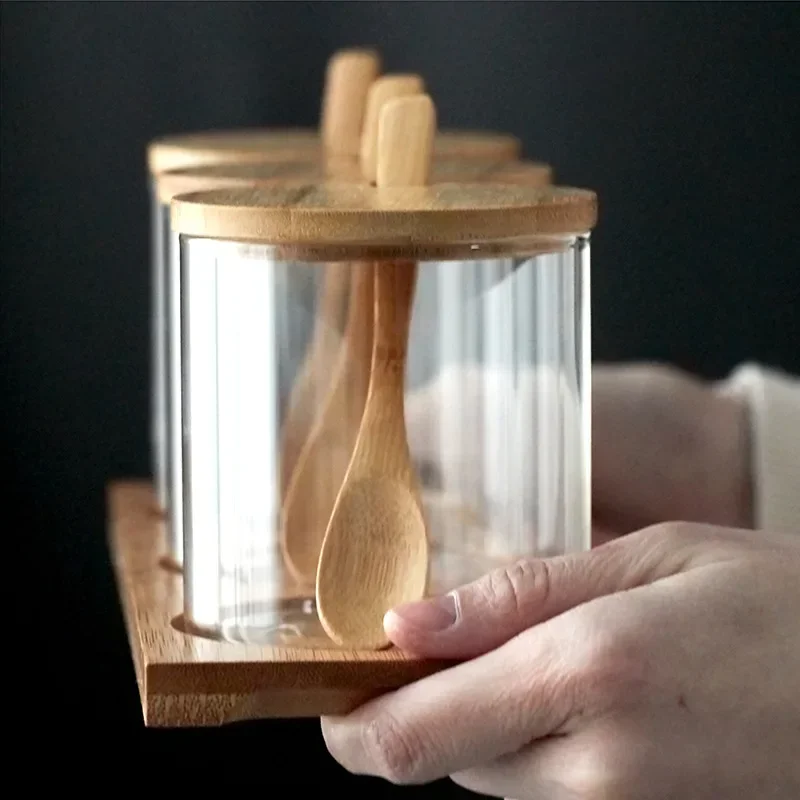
[{"xmin": 107, "ymin": 480, "xmax": 454, "ymax": 727}]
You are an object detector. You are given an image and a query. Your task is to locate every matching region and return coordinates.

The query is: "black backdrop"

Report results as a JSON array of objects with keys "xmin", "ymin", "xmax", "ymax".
[{"xmin": 3, "ymin": 1, "xmax": 798, "ymax": 790}]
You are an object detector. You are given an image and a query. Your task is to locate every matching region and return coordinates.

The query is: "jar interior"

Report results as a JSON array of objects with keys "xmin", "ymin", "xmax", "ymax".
[{"xmin": 178, "ymin": 236, "xmax": 591, "ymax": 645}]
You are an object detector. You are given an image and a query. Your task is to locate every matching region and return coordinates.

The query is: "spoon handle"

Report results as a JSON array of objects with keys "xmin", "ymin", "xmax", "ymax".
[
  {"xmin": 338, "ymin": 262, "xmax": 375, "ymax": 427},
  {"xmin": 278, "ymin": 47, "xmax": 377, "ymax": 501},
  {"xmin": 278, "ymin": 261, "xmax": 349, "ymax": 498},
  {"xmin": 370, "ymin": 260, "xmax": 418, "ymax": 393},
  {"xmin": 361, "ymin": 74, "xmax": 425, "ymax": 182},
  {"xmin": 314, "ymin": 94, "xmax": 435, "ymax": 649}
]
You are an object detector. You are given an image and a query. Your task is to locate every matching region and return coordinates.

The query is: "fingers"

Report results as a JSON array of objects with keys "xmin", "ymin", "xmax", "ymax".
[
  {"xmin": 450, "ymin": 736, "xmax": 576, "ymax": 800},
  {"xmin": 323, "ymin": 524, "xmax": 720, "ymax": 787},
  {"xmin": 451, "ymin": 726, "xmax": 650, "ymax": 800},
  {"xmin": 321, "ymin": 624, "xmax": 571, "ymax": 785},
  {"xmin": 453, "ymin": 709, "xmax": 706, "ymax": 800},
  {"xmin": 385, "ymin": 523, "xmax": 708, "ymax": 659}
]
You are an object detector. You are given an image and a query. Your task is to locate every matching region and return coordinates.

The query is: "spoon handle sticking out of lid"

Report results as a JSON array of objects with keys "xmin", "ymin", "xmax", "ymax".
[
  {"xmin": 360, "ymin": 73, "xmax": 425, "ymax": 183},
  {"xmin": 280, "ymin": 261, "xmax": 374, "ymax": 584},
  {"xmin": 280, "ymin": 72, "xmax": 425, "ymax": 586},
  {"xmin": 278, "ymin": 263, "xmax": 350, "ymax": 500},
  {"xmin": 320, "ymin": 48, "xmax": 381, "ymax": 158},
  {"xmin": 316, "ymin": 95, "xmax": 435, "ymax": 649},
  {"xmin": 278, "ymin": 49, "xmax": 379, "ymax": 503}
]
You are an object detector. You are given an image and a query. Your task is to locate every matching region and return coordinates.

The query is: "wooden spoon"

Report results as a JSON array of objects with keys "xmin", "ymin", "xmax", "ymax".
[
  {"xmin": 278, "ymin": 263, "xmax": 351, "ymax": 498},
  {"xmin": 280, "ymin": 72, "xmax": 426, "ymax": 585},
  {"xmin": 278, "ymin": 49, "xmax": 379, "ymax": 498},
  {"xmin": 320, "ymin": 48, "xmax": 381, "ymax": 157},
  {"xmin": 360, "ymin": 74, "xmax": 425, "ymax": 183},
  {"xmin": 316, "ymin": 95, "xmax": 435, "ymax": 649},
  {"xmin": 280, "ymin": 262, "xmax": 375, "ymax": 583}
]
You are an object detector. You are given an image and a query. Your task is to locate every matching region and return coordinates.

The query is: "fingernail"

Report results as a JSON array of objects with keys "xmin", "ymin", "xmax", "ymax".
[{"xmin": 387, "ymin": 593, "xmax": 458, "ymax": 632}]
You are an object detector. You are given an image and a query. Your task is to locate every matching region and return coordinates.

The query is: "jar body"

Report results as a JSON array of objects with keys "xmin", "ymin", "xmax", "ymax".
[
  {"xmin": 150, "ymin": 183, "xmax": 169, "ymax": 517},
  {"xmin": 166, "ymin": 217, "xmax": 183, "ymax": 568},
  {"xmin": 180, "ymin": 238, "xmax": 590, "ymax": 644},
  {"xmin": 148, "ymin": 188, "xmax": 184, "ymax": 566}
]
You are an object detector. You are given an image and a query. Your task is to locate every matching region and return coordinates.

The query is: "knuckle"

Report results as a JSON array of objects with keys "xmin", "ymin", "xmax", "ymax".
[
  {"xmin": 361, "ymin": 711, "xmax": 426, "ymax": 784},
  {"xmin": 567, "ymin": 618, "xmax": 650, "ymax": 712},
  {"xmin": 570, "ymin": 725, "xmax": 652, "ymax": 800},
  {"xmin": 631, "ymin": 520, "xmax": 721, "ymax": 577},
  {"xmin": 478, "ymin": 558, "xmax": 545, "ymax": 619},
  {"xmin": 644, "ymin": 520, "xmax": 697, "ymax": 549},
  {"xmin": 567, "ymin": 733, "xmax": 645, "ymax": 800}
]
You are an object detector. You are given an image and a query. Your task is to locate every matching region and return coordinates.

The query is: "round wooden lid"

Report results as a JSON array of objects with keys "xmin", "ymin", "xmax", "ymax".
[
  {"xmin": 147, "ymin": 128, "xmax": 522, "ymax": 176},
  {"xmin": 434, "ymin": 131, "xmax": 521, "ymax": 161},
  {"xmin": 155, "ymin": 158, "xmax": 553, "ymax": 203},
  {"xmin": 155, "ymin": 161, "xmax": 320, "ymax": 203},
  {"xmin": 483, "ymin": 160, "xmax": 554, "ymax": 186},
  {"xmin": 146, "ymin": 128, "xmax": 320, "ymax": 175},
  {"xmin": 171, "ymin": 183, "xmax": 597, "ymax": 256}
]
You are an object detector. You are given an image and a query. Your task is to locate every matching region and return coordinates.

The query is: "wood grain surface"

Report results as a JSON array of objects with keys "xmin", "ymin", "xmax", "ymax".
[
  {"xmin": 171, "ymin": 183, "xmax": 598, "ymax": 245},
  {"xmin": 155, "ymin": 157, "xmax": 553, "ymax": 203},
  {"xmin": 148, "ymin": 128, "xmax": 521, "ymax": 176},
  {"xmin": 107, "ymin": 480, "xmax": 454, "ymax": 727}
]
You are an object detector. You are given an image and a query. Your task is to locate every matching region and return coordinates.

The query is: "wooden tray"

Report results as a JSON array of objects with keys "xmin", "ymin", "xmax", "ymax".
[{"xmin": 107, "ymin": 480, "xmax": 453, "ymax": 727}]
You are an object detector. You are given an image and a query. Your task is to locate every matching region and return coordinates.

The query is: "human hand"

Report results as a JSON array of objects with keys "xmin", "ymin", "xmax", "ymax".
[
  {"xmin": 591, "ymin": 362, "xmax": 751, "ymax": 537},
  {"xmin": 405, "ymin": 362, "xmax": 752, "ymax": 544},
  {"xmin": 322, "ymin": 523, "xmax": 800, "ymax": 798}
]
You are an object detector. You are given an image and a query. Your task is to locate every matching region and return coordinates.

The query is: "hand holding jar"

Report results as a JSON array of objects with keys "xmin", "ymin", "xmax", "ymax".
[{"xmin": 323, "ymin": 361, "xmax": 800, "ymax": 798}]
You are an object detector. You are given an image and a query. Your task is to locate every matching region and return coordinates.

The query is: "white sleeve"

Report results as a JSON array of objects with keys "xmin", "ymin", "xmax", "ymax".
[{"xmin": 718, "ymin": 363, "xmax": 800, "ymax": 533}]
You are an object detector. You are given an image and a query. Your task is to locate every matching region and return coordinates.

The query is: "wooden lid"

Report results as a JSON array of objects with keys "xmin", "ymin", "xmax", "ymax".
[
  {"xmin": 483, "ymin": 160, "xmax": 554, "ymax": 185},
  {"xmin": 147, "ymin": 128, "xmax": 522, "ymax": 176},
  {"xmin": 155, "ymin": 161, "xmax": 321, "ymax": 203},
  {"xmin": 146, "ymin": 128, "xmax": 320, "ymax": 175},
  {"xmin": 155, "ymin": 158, "xmax": 553, "ymax": 203},
  {"xmin": 434, "ymin": 131, "xmax": 520, "ymax": 161},
  {"xmin": 436, "ymin": 159, "xmax": 552, "ymax": 186},
  {"xmin": 171, "ymin": 182, "xmax": 597, "ymax": 259}
]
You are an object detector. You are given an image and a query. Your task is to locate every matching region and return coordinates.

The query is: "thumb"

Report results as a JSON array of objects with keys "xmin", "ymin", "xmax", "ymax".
[{"xmin": 384, "ymin": 523, "xmax": 708, "ymax": 659}]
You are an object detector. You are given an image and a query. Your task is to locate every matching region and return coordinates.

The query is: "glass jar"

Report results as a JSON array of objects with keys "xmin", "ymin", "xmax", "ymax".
[
  {"xmin": 146, "ymin": 130, "xmax": 319, "ymax": 569},
  {"xmin": 171, "ymin": 182, "xmax": 597, "ymax": 647},
  {"xmin": 151, "ymin": 155, "xmax": 551, "ymax": 571}
]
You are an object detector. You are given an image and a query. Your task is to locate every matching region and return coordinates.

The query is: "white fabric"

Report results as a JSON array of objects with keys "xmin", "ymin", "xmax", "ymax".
[{"xmin": 719, "ymin": 363, "xmax": 800, "ymax": 533}]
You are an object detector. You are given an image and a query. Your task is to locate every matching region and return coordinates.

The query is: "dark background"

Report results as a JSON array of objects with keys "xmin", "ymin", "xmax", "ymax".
[{"xmin": 3, "ymin": 0, "xmax": 798, "ymax": 790}]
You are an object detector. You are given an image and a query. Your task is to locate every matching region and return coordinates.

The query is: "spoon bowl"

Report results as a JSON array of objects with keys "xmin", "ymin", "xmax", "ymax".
[{"xmin": 316, "ymin": 477, "xmax": 427, "ymax": 648}]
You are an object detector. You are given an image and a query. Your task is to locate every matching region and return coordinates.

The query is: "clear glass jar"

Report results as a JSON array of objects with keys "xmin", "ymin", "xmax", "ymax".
[
  {"xmin": 149, "ymin": 178, "xmax": 170, "ymax": 520},
  {"xmin": 172, "ymin": 183, "xmax": 596, "ymax": 646},
  {"xmin": 147, "ymin": 130, "xmax": 321, "ymax": 557},
  {"xmin": 151, "ymin": 157, "xmax": 553, "ymax": 570}
]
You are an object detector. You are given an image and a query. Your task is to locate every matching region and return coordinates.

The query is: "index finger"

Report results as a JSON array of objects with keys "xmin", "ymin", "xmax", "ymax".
[{"xmin": 321, "ymin": 621, "xmax": 574, "ymax": 785}]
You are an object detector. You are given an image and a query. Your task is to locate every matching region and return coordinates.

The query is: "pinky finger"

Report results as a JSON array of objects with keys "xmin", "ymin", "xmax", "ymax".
[
  {"xmin": 451, "ymin": 732, "xmax": 623, "ymax": 800},
  {"xmin": 450, "ymin": 736, "xmax": 571, "ymax": 800}
]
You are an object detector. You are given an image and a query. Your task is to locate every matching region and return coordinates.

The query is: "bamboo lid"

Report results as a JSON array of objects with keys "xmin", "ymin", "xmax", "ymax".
[
  {"xmin": 171, "ymin": 183, "xmax": 597, "ymax": 259},
  {"xmin": 156, "ymin": 158, "xmax": 553, "ymax": 203},
  {"xmin": 156, "ymin": 160, "xmax": 319, "ymax": 203},
  {"xmin": 146, "ymin": 128, "xmax": 319, "ymax": 175},
  {"xmin": 435, "ymin": 131, "xmax": 521, "ymax": 161},
  {"xmin": 147, "ymin": 129, "xmax": 522, "ymax": 177}
]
